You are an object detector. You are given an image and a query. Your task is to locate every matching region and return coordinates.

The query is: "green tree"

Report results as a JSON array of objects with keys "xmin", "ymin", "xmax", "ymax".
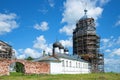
[
  {"xmin": 15, "ymin": 62, "xmax": 24, "ymax": 73},
  {"xmin": 26, "ymin": 56, "xmax": 34, "ymax": 61}
]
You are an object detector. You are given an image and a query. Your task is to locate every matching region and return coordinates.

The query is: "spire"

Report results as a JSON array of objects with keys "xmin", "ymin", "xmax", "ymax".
[
  {"xmin": 84, "ymin": 9, "xmax": 87, "ymax": 15},
  {"xmin": 79, "ymin": 2, "xmax": 88, "ymax": 20},
  {"xmin": 84, "ymin": 2, "xmax": 87, "ymax": 15},
  {"xmin": 80, "ymin": 9, "xmax": 87, "ymax": 20},
  {"xmin": 80, "ymin": 2, "xmax": 88, "ymax": 20}
]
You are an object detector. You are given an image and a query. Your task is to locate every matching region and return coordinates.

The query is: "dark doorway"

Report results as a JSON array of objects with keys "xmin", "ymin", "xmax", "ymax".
[
  {"xmin": 15, "ymin": 62, "xmax": 25, "ymax": 73},
  {"xmin": 9, "ymin": 62, "xmax": 25, "ymax": 73}
]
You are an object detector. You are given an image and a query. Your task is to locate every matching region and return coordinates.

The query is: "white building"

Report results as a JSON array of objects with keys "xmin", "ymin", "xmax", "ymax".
[{"xmin": 35, "ymin": 41, "xmax": 91, "ymax": 74}]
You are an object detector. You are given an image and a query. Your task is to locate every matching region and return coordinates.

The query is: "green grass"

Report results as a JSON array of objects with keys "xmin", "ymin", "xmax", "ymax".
[{"xmin": 0, "ymin": 72, "xmax": 120, "ymax": 80}]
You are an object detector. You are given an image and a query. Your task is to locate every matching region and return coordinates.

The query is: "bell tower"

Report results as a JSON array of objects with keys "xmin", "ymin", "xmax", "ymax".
[{"xmin": 73, "ymin": 9, "xmax": 104, "ymax": 73}]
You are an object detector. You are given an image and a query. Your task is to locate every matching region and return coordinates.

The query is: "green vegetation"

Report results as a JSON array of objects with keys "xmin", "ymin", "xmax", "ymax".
[
  {"xmin": 13, "ymin": 56, "xmax": 33, "ymax": 73},
  {"xmin": 0, "ymin": 72, "xmax": 120, "ymax": 80},
  {"xmin": 15, "ymin": 62, "xmax": 24, "ymax": 73},
  {"xmin": 25, "ymin": 56, "xmax": 34, "ymax": 61}
]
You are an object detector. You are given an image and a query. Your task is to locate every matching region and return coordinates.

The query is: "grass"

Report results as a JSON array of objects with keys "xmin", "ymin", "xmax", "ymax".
[{"xmin": 0, "ymin": 72, "xmax": 120, "ymax": 80}]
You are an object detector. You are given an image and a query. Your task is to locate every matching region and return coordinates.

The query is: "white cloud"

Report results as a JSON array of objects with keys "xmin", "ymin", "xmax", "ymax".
[
  {"xmin": 13, "ymin": 49, "xmax": 25, "ymax": 59},
  {"xmin": 115, "ymin": 20, "xmax": 120, "ymax": 26},
  {"xmin": 0, "ymin": 13, "xmax": 18, "ymax": 35},
  {"xmin": 59, "ymin": 24, "xmax": 75, "ymax": 36},
  {"xmin": 48, "ymin": 0, "xmax": 55, "ymax": 7},
  {"xmin": 16, "ymin": 35, "xmax": 73, "ymax": 59},
  {"xmin": 100, "ymin": 36, "xmax": 120, "ymax": 72},
  {"xmin": 116, "ymin": 36, "xmax": 120, "ymax": 44},
  {"xmin": 111, "ymin": 48, "xmax": 120, "ymax": 56},
  {"xmin": 98, "ymin": 0, "xmax": 110, "ymax": 6},
  {"xmin": 101, "ymin": 36, "xmax": 120, "ymax": 50},
  {"xmin": 16, "ymin": 35, "xmax": 52, "ymax": 59},
  {"xmin": 24, "ymin": 48, "xmax": 41, "ymax": 58},
  {"xmin": 34, "ymin": 21, "xmax": 49, "ymax": 31},
  {"xmin": 33, "ymin": 35, "xmax": 52, "ymax": 53},
  {"xmin": 38, "ymin": 9, "xmax": 48, "ymax": 14},
  {"xmin": 104, "ymin": 58, "xmax": 120, "ymax": 65},
  {"xmin": 101, "ymin": 38, "xmax": 110, "ymax": 43},
  {"xmin": 33, "ymin": 35, "xmax": 47, "ymax": 49},
  {"xmin": 105, "ymin": 49, "xmax": 111, "ymax": 52},
  {"xmin": 104, "ymin": 58, "xmax": 120, "ymax": 72},
  {"xmin": 17, "ymin": 54, "xmax": 26, "ymax": 59},
  {"xmin": 101, "ymin": 36, "xmax": 116, "ymax": 49},
  {"xmin": 13, "ymin": 49, "xmax": 19, "ymax": 58},
  {"xmin": 60, "ymin": 37, "xmax": 72, "ymax": 48},
  {"xmin": 16, "ymin": 48, "xmax": 41, "ymax": 59},
  {"xmin": 59, "ymin": 0, "xmax": 103, "ymax": 36}
]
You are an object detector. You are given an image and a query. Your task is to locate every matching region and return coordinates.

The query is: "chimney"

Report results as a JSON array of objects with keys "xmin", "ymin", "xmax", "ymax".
[
  {"xmin": 52, "ymin": 48, "xmax": 55, "ymax": 56},
  {"xmin": 43, "ymin": 50, "xmax": 46, "ymax": 57}
]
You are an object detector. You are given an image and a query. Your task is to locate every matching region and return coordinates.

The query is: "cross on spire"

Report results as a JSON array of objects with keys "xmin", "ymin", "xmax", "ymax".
[
  {"xmin": 84, "ymin": 9, "xmax": 87, "ymax": 15},
  {"xmin": 84, "ymin": 2, "xmax": 87, "ymax": 15}
]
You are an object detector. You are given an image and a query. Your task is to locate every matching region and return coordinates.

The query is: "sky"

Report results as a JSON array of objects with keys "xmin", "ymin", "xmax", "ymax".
[{"xmin": 0, "ymin": 0, "xmax": 120, "ymax": 73}]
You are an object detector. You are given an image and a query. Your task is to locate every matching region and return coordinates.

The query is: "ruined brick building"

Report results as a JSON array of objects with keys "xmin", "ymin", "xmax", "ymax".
[{"xmin": 0, "ymin": 40, "xmax": 15, "ymax": 59}]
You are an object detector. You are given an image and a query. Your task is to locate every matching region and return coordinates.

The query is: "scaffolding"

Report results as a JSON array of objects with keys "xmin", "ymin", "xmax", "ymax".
[
  {"xmin": 0, "ymin": 40, "xmax": 13, "ymax": 59},
  {"xmin": 73, "ymin": 17, "xmax": 104, "ymax": 73}
]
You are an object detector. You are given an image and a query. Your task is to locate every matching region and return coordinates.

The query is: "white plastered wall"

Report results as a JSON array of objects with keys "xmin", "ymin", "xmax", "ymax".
[{"xmin": 50, "ymin": 58, "xmax": 91, "ymax": 74}]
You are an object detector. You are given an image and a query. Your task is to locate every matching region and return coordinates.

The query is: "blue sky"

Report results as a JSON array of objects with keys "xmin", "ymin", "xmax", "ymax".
[{"xmin": 0, "ymin": 0, "xmax": 120, "ymax": 73}]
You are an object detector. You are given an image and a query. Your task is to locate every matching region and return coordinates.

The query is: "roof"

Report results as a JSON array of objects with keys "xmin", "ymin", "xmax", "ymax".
[
  {"xmin": 34, "ymin": 53, "xmax": 88, "ymax": 63},
  {"xmin": 0, "ymin": 40, "xmax": 12, "ymax": 47},
  {"xmin": 33, "ymin": 55, "xmax": 60, "ymax": 62},
  {"xmin": 55, "ymin": 53, "xmax": 86, "ymax": 62},
  {"xmin": 59, "ymin": 44, "xmax": 64, "ymax": 49},
  {"xmin": 79, "ymin": 9, "xmax": 88, "ymax": 20},
  {"xmin": 64, "ymin": 48, "xmax": 69, "ymax": 52},
  {"xmin": 53, "ymin": 41, "xmax": 61, "ymax": 48}
]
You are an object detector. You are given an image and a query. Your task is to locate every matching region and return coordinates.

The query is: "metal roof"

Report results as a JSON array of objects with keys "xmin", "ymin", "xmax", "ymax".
[{"xmin": 34, "ymin": 53, "xmax": 88, "ymax": 63}]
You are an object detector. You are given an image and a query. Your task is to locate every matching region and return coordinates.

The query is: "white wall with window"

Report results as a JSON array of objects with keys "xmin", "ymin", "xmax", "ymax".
[{"xmin": 49, "ymin": 58, "xmax": 91, "ymax": 74}]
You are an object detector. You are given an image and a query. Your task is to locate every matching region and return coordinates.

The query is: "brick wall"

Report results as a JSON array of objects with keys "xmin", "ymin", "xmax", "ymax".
[{"xmin": 0, "ymin": 59, "xmax": 50, "ymax": 76}]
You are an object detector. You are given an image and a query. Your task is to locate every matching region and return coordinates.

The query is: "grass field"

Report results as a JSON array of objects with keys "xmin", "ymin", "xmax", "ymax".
[{"xmin": 0, "ymin": 72, "xmax": 120, "ymax": 80}]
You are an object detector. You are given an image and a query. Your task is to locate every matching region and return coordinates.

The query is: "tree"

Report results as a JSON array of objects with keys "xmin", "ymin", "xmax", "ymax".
[
  {"xmin": 15, "ymin": 62, "xmax": 24, "ymax": 73},
  {"xmin": 26, "ymin": 56, "xmax": 34, "ymax": 61}
]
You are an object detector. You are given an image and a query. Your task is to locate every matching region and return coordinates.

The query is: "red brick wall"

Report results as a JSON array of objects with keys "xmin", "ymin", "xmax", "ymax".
[
  {"xmin": 0, "ymin": 59, "xmax": 50, "ymax": 76},
  {"xmin": 24, "ymin": 62, "xmax": 50, "ymax": 74}
]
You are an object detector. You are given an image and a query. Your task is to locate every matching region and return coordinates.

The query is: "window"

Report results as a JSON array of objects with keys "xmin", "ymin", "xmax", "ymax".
[
  {"xmin": 83, "ymin": 64, "xmax": 85, "ymax": 68},
  {"xmin": 85, "ymin": 64, "xmax": 88, "ymax": 69},
  {"xmin": 62, "ymin": 60, "xmax": 64, "ymax": 67},
  {"xmin": 76, "ymin": 62, "xmax": 77, "ymax": 68},
  {"xmin": 86, "ymin": 64, "xmax": 88, "ymax": 68},
  {"xmin": 66, "ymin": 61, "xmax": 68, "ymax": 67},
  {"xmin": 83, "ymin": 63, "xmax": 86, "ymax": 68},
  {"xmin": 79, "ymin": 63, "xmax": 80, "ymax": 68},
  {"xmin": 70, "ymin": 61, "xmax": 72, "ymax": 67},
  {"xmin": 81, "ymin": 63, "xmax": 83, "ymax": 68}
]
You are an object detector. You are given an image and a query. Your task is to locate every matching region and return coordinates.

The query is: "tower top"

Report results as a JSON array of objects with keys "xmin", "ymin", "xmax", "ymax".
[
  {"xmin": 84, "ymin": 9, "xmax": 87, "ymax": 15},
  {"xmin": 79, "ymin": 9, "xmax": 88, "ymax": 20}
]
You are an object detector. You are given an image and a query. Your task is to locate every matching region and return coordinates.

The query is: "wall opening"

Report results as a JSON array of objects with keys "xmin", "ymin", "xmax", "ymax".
[
  {"xmin": 9, "ymin": 62, "xmax": 16, "ymax": 72},
  {"xmin": 9, "ymin": 62, "xmax": 25, "ymax": 74}
]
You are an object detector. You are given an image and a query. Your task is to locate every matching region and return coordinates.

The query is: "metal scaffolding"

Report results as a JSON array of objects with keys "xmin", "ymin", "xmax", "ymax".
[
  {"xmin": 73, "ymin": 16, "xmax": 104, "ymax": 73},
  {"xmin": 0, "ymin": 40, "xmax": 14, "ymax": 59}
]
